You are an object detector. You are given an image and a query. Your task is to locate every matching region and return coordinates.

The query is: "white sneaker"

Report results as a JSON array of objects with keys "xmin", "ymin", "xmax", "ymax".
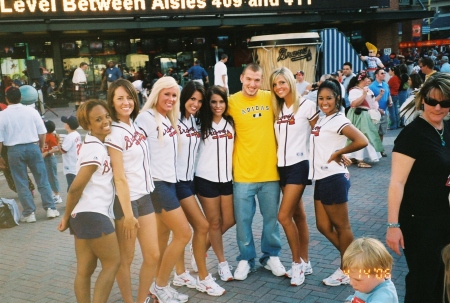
[
  {"xmin": 46, "ymin": 208, "xmax": 60, "ymax": 218},
  {"xmin": 196, "ymin": 274, "xmax": 225, "ymax": 296},
  {"xmin": 167, "ymin": 283, "xmax": 189, "ymax": 302},
  {"xmin": 189, "ymin": 243, "xmax": 198, "ymax": 272},
  {"xmin": 234, "ymin": 260, "xmax": 251, "ymax": 280},
  {"xmin": 322, "ymin": 268, "xmax": 350, "ymax": 286},
  {"xmin": 150, "ymin": 282, "xmax": 180, "ymax": 303},
  {"xmin": 264, "ymin": 256, "xmax": 286, "ymax": 276},
  {"xmin": 290, "ymin": 262, "xmax": 305, "ymax": 286},
  {"xmin": 53, "ymin": 195, "xmax": 63, "ymax": 204},
  {"xmin": 218, "ymin": 261, "xmax": 234, "ymax": 281},
  {"xmin": 20, "ymin": 212, "xmax": 36, "ymax": 223},
  {"xmin": 286, "ymin": 260, "xmax": 313, "ymax": 278},
  {"xmin": 172, "ymin": 270, "xmax": 197, "ymax": 289}
]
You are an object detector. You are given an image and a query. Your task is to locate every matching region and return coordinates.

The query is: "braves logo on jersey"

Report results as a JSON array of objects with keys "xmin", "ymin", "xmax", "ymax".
[
  {"xmin": 277, "ymin": 114, "xmax": 295, "ymax": 125},
  {"xmin": 178, "ymin": 125, "xmax": 200, "ymax": 138},
  {"xmin": 102, "ymin": 159, "xmax": 111, "ymax": 175},
  {"xmin": 124, "ymin": 131, "xmax": 146, "ymax": 150},
  {"xmin": 311, "ymin": 125, "xmax": 321, "ymax": 136},
  {"xmin": 159, "ymin": 125, "xmax": 177, "ymax": 137},
  {"xmin": 210, "ymin": 129, "xmax": 233, "ymax": 140}
]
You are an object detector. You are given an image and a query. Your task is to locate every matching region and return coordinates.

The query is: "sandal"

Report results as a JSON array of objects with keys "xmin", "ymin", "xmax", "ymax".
[{"xmin": 357, "ymin": 161, "xmax": 372, "ymax": 168}]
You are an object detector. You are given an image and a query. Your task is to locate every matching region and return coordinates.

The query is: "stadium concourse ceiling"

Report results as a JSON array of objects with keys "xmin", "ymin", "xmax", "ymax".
[
  {"xmin": 0, "ymin": 0, "xmax": 432, "ymax": 36},
  {"xmin": 0, "ymin": 10, "xmax": 433, "ymax": 36}
]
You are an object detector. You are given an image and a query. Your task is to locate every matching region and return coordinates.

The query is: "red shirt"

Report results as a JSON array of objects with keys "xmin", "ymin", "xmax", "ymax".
[
  {"xmin": 43, "ymin": 133, "xmax": 58, "ymax": 156},
  {"xmin": 388, "ymin": 75, "xmax": 401, "ymax": 96}
]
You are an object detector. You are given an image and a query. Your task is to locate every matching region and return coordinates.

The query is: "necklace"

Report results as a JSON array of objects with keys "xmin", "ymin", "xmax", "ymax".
[{"xmin": 420, "ymin": 116, "xmax": 446, "ymax": 146}]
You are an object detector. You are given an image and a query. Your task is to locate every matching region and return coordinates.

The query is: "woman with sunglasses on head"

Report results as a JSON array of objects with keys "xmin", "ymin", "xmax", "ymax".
[
  {"xmin": 171, "ymin": 81, "xmax": 226, "ymax": 296},
  {"xmin": 386, "ymin": 73, "xmax": 450, "ymax": 303},
  {"xmin": 104, "ymin": 80, "xmax": 159, "ymax": 303},
  {"xmin": 309, "ymin": 79, "xmax": 368, "ymax": 287},
  {"xmin": 269, "ymin": 67, "xmax": 318, "ymax": 286},
  {"xmin": 136, "ymin": 76, "xmax": 192, "ymax": 303},
  {"xmin": 346, "ymin": 70, "xmax": 385, "ymax": 168}
]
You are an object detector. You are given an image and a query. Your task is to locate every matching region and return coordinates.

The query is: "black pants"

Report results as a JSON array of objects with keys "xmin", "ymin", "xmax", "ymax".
[{"xmin": 400, "ymin": 213, "xmax": 450, "ymax": 303}]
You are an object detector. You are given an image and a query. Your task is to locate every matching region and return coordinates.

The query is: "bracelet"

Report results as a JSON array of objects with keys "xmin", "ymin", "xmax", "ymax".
[{"xmin": 387, "ymin": 223, "xmax": 400, "ymax": 228}]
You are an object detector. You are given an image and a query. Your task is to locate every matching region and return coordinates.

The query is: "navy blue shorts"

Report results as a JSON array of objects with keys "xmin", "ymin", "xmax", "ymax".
[
  {"xmin": 314, "ymin": 173, "xmax": 351, "ymax": 205},
  {"xmin": 195, "ymin": 176, "xmax": 233, "ymax": 198},
  {"xmin": 113, "ymin": 193, "xmax": 154, "ymax": 220},
  {"xmin": 151, "ymin": 181, "xmax": 181, "ymax": 213},
  {"xmin": 176, "ymin": 180, "xmax": 196, "ymax": 200},
  {"xmin": 278, "ymin": 161, "xmax": 312, "ymax": 187},
  {"xmin": 69, "ymin": 212, "xmax": 115, "ymax": 239}
]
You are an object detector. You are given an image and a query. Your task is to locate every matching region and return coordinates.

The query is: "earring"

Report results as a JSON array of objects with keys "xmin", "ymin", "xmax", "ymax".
[{"xmin": 420, "ymin": 103, "xmax": 424, "ymax": 110}]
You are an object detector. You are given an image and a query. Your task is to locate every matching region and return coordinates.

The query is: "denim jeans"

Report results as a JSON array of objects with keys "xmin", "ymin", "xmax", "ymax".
[
  {"xmin": 233, "ymin": 181, "xmax": 281, "ymax": 268},
  {"xmin": 44, "ymin": 155, "xmax": 60, "ymax": 194},
  {"xmin": 65, "ymin": 173, "xmax": 76, "ymax": 192},
  {"xmin": 7, "ymin": 143, "xmax": 55, "ymax": 216},
  {"xmin": 388, "ymin": 95, "xmax": 399, "ymax": 130}
]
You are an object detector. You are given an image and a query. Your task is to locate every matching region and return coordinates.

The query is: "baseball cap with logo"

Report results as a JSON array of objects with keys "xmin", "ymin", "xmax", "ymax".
[{"xmin": 61, "ymin": 115, "xmax": 79, "ymax": 130}]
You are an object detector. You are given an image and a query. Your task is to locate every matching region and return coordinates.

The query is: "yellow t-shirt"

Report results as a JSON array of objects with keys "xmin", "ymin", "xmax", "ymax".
[{"xmin": 228, "ymin": 90, "xmax": 279, "ymax": 182}]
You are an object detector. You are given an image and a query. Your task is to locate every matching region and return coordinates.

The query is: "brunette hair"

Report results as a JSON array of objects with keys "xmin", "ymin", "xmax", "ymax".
[{"xmin": 107, "ymin": 79, "xmax": 140, "ymax": 122}]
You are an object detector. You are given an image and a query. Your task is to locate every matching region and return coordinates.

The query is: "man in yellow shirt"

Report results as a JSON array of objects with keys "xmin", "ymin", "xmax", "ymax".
[{"xmin": 228, "ymin": 63, "xmax": 285, "ymax": 280}]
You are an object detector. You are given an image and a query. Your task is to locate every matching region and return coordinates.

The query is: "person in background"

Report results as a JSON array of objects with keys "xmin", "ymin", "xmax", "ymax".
[
  {"xmin": 58, "ymin": 99, "xmax": 120, "ymax": 303},
  {"xmin": 183, "ymin": 60, "xmax": 209, "ymax": 86},
  {"xmin": 342, "ymin": 63, "xmax": 356, "ymax": 114},
  {"xmin": 0, "ymin": 86, "xmax": 59, "ymax": 223},
  {"xmin": 343, "ymin": 238, "xmax": 398, "ymax": 303},
  {"xmin": 386, "ymin": 73, "xmax": 450, "ymax": 303},
  {"xmin": 441, "ymin": 56, "xmax": 450, "ymax": 73},
  {"xmin": 369, "ymin": 68, "xmax": 391, "ymax": 157},
  {"xmin": 295, "ymin": 70, "xmax": 310, "ymax": 96},
  {"xmin": 72, "ymin": 62, "xmax": 88, "ymax": 112},
  {"xmin": 60, "ymin": 115, "xmax": 81, "ymax": 191},
  {"xmin": 104, "ymin": 60, "xmax": 122, "ymax": 89},
  {"xmin": 214, "ymin": 54, "xmax": 228, "ymax": 93},
  {"xmin": 43, "ymin": 120, "xmax": 62, "ymax": 204},
  {"xmin": 418, "ymin": 57, "xmax": 437, "ymax": 82},
  {"xmin": 387, "ymin": 66, "xmax": 401, "ymax": 130}
]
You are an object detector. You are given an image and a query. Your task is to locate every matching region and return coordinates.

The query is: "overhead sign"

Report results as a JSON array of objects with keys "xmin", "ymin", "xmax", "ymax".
[{"xmin": 0, "ymin": 0, "xmax": 389, "ymax": 20}]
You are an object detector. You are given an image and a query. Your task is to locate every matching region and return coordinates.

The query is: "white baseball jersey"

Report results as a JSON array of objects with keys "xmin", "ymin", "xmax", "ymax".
[
  {"xmin": 195, "ymin": 118, "xmax": 234, "ymax": 183},
  {"xmin": 71, "ymin": 134, "xmax": 115, "ymax": 218},
  {"xmin": 136, "ymin": 108, "xmax": 178, "ymax": 183},
  {"xmin": 309, "ymin": 112, "xmax": 350, "ymax": 180},
  {"xmin": 61, "ymin": 131, "xmax": 81, "ymax": 175},
  {"xmin": 274, "ymin": 98, "xmax": 318, "ymax": 167},
  {"xmin": 177, "ymin": 114, "xmax": 200, "ymax": 181},
  {"xmin": 105, "ymin": 119, "xmax": 154, "ymax": 200}
]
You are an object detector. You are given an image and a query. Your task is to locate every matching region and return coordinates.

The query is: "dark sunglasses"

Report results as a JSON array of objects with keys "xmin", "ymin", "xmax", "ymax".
[{"xmin": 424, "ymin": 97, "xmax": 450, "ymax": 108}]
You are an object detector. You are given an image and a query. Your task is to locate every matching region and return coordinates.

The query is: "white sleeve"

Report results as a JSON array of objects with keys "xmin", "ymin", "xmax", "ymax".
[
  {"xmin": 79, "ymin": 143, "xmax": 103, "ymax": 168},
  {"xmin": 348, "ymin": 89, "xmax": 363, "ymax": 105},
  {"xmin": 61, "ymin": 134, "xmax": 74, "ymax": 152},
  {"xmin": 105, "ymin": 127, "xmax": 125, "ymax": 152}
]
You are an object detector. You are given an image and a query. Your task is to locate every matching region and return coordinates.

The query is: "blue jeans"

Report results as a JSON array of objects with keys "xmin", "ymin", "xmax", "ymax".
[
  {"xmin": 65, "ymin": 173, "xmax": 76, "ymax": 192},
  {"xmin": 44, "ymin": 155, "xmax": 60, "ymax": 194},
  {"xmin": 388, "ymin": 95, "xmax": 399, "ymax": 130},
  {"xmin": 233, "ymin": 181, "xmax": 281, "ymax": 268},
  {"xmin": 7, "ymin": 143, "xmax": 55, "ymax": 216}
]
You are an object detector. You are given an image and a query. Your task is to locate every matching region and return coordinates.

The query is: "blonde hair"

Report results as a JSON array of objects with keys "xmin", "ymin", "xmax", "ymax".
[
  {"xmin": 343, "ymin": 238, "xmax": 393, "ymax": 276},
  {"xmin": 270, "ymin": 67, "xmax": 299, "ymax": 119},
  {"xmin": 443, "ymin": 244, "xmax": 450, "ymax": 303},
  {"xmin": 141, "ymin": 76, "xmax": 180, "ymax": 139}
]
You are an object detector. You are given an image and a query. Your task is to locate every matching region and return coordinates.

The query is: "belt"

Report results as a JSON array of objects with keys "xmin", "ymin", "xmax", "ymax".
[{"xmin": 356, "ymin": 108, "xmax": 368, "ymax": 111}]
